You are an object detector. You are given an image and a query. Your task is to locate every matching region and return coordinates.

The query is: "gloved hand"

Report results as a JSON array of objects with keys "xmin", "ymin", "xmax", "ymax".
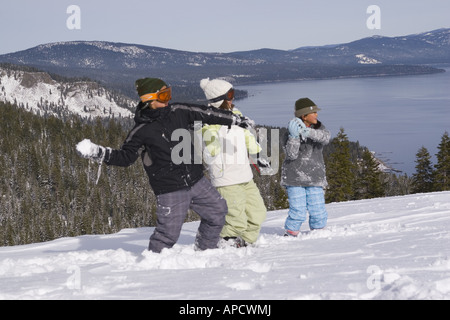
[
  {"xmin": 257, "ymin": 156, "xmax": 271, "ymax": 168},
  {"xmin": 256, "ymin": 155, "xmax": 276, "ymax": 176},
  {"xmin": 234, "ymin": 115, "xmax": 255, "ymax": 129},
  {"xmin": 296, "ymin": 118, "xmax": 311, "ymax": 140},
  {"xmin": 289, "ymin": 118, "xmax": 311, "ymax": 140},
  {"xmin": 76, "ymin": 139, "xmax": 106, "ymax": 163},
  {"xmin": 288, "ymin": 118, "xmax": 301, "ymax": 138}
]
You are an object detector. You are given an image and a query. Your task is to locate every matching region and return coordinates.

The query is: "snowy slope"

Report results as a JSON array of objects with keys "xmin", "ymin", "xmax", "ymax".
[
  {"xmin": 0, "ymin": 67, "xmax": 134, "ymax": 119},
  {"xmin": 0, "ymin": 192, "xmax": 449, "ymax": 300}
]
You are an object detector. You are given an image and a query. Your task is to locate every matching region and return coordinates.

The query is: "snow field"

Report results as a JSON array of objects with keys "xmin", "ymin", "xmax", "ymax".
[{"xmin": 0, "ymin": 191, "xmax": 449, "ymax": 300}]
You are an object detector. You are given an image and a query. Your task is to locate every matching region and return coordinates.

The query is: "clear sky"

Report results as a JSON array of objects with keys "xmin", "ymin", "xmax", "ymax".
[{"xmin": 1, "ymin": 0, "xmax": 449, "ymax": 55}]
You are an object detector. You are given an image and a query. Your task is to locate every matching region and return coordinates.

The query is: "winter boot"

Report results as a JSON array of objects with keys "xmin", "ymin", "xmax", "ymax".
[
  {"xmin": 220, "ymin": 236, "xmax": 248, "ymax": 248},
  {"xmin": 234, "ymin": 236, "xmax": 248, "ymax": 248},
  {"xmin": 284, "ymin": 230, "xmax": 299, "ymax": 237}
]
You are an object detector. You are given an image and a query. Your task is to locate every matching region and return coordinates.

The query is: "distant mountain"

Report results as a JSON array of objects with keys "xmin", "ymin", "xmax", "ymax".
[
  {"xmin": 0, "ymin": 41, "xmax": 264, "ymax": 70},
  {"xmin": 0, "ymin": 64, "xmax": 134, "ymax": 119},
  {"xmin": 289, "ymin": 28, "xmax": 450, "ymax": 65},
  {"xmin": 227, "ymin": 28, "xmax": 450, "ymax": 65},
  {"xmin": 0, "ymin": 28, "xmax": 448, "ymax": 99}
]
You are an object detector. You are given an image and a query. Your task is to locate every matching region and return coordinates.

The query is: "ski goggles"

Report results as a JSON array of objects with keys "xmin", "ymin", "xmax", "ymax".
[
  {"xmin": 209, "ymin": 88, "xmax": 235, "ymax": 103},
  {"xmin": 140, "ymin": 87, "xmax": 172, "ymax": 103}
]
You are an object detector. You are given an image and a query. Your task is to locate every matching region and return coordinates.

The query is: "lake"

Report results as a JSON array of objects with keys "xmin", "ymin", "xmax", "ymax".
[{"xmin": 236, "ymin": 67, "xmax": 450, "ymax": 175}]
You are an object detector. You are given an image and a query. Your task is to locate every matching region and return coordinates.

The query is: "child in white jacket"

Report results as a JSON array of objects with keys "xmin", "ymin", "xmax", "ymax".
[{"xmin": 200, "ymin": 78, "xmax": 267, "ymax": 247}]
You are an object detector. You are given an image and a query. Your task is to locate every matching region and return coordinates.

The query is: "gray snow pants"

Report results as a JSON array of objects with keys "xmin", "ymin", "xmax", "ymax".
[{"xmin": 148, "ymin": 176, "xmax": 228, "ymax": 253}]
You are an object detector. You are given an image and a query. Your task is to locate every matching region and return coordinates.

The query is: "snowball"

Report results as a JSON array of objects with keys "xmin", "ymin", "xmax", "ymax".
[{"xmin": 76, "ymin": 139, "xmax": 94, "ymax": 156}]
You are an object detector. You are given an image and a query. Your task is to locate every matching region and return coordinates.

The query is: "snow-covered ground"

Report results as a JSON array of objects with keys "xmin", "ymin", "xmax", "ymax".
[{"xmin": 0, "ymin": 192, "xmax": 449, "ymax": 300}]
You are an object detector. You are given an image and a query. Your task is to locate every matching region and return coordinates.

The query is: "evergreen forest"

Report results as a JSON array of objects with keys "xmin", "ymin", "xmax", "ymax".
[{"xmin": 0, "ymin": 101, "xmax": 448, "ymax": 246}]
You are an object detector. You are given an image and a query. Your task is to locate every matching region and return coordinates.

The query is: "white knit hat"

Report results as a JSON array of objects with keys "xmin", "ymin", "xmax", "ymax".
[{"xmin": 200, "ymin": 78, "xmax": 233, "ymax": 108}]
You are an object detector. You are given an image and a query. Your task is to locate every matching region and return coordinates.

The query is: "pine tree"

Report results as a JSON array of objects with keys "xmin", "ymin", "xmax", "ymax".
[
  {"xmin": 325, "ymin": 128, "xmax": 355, "ymax": 203},
  {"xmin": 384, "ymin": 173, "xmax": 412, "ymax": 196},
  {"xmin": 355, "ymin": 148, "xmax": 385, "ymax": 199},
  {"xmin": 434, "ymin": 132, "xmax": 450, "ymax": 191},
  {"xmin": 412, "ymin": 146, "xmax": 434, "ymax": 193}
]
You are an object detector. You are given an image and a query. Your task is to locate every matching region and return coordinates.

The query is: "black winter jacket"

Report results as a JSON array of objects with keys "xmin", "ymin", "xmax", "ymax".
[{"xmin": 104, "ymin": 102, "xmax": 236, "ymax": 195}]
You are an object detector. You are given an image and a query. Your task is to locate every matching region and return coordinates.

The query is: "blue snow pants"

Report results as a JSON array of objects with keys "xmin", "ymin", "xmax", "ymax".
[{"xmin": 284, "ymin": 186, "xmax": 328, "ymax": 232}]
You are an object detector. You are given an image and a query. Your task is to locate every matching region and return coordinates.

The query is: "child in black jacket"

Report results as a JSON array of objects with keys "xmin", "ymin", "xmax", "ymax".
[{"xmin": 77, "ymin": 78, "xmax": 253, "ymax": 253}]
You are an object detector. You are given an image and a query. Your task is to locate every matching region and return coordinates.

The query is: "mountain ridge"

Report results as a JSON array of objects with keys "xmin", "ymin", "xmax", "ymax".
[{"xmin": 0, "ymin": 28, "xmax": 448, "ymax": 101}]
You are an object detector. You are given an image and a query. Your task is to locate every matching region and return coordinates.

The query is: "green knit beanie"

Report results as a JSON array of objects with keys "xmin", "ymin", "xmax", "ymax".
[
  {"xmin": 135, "ymin": 78, "xmax": 168, "ymax": 98},
  {"xmin": 295, "ymin": 98, "xmax": 321, "ymax": 118}
]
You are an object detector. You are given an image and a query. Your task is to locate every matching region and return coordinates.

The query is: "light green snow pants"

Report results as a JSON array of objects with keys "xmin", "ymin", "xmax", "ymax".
[{"xmin": 216, "ymin": 180, "xmax": 267, "ymax": 244}]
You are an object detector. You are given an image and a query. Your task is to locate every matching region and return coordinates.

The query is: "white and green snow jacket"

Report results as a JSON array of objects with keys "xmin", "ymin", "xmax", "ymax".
[{"xmin": 202, "ymin": 108, "xmax": 261, "ymax": 187}]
